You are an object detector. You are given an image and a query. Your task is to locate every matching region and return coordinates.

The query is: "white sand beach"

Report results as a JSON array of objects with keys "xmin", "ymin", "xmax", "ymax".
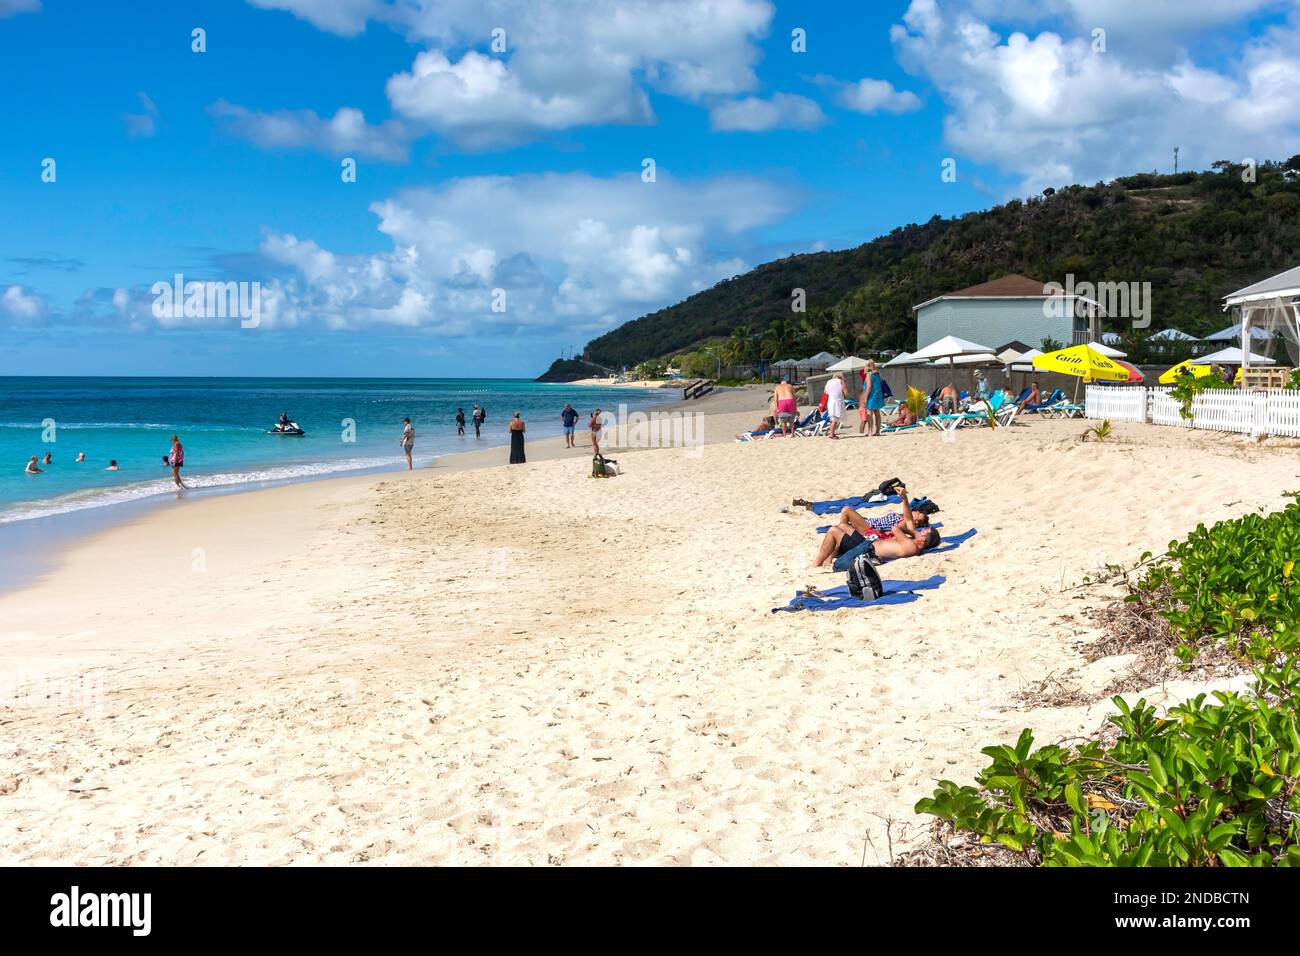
[{"xmin": 2, "ymin": 392, "xmax": 1297, "ymax": 865}]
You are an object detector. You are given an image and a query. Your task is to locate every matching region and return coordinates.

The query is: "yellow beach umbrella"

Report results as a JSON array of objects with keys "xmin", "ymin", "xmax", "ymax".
[
  {"xmin": 1158, "ymin": 360, "xmax": 1214, "ymax": 386},
  {"xmin": 1032, "ymin": 344, "xmax": 1131, "ymax": 382}
]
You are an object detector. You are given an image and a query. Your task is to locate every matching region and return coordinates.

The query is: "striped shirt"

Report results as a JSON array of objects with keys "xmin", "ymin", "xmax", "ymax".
[{"xmin": 867, "ymin": 513, "xmax": 905, "ymax": 535}]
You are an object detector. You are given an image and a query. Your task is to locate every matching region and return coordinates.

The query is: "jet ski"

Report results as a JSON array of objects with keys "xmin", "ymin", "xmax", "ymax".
[{"xmin": 267, "ymin": 421, "xmax": 305, "ymax": 436}]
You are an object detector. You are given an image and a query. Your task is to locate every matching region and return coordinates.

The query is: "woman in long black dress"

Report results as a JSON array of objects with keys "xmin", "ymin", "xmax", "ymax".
[{"xmin": 508, "ymin": 411, "xmax": 526, "ymax": 464}]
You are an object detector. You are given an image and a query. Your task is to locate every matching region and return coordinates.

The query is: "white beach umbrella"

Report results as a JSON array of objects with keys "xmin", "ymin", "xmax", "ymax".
[
  {"xmin": 826, "ymin": 355, "xmax": 869, "ymax": 372},
  {"xmin": 912, "ymin": 335, "xmax": 998, "ymax": 395},
  {"xmin": 883, "ymin": 351, "xmax": 925, "ymax": 368},
  {"xmin": 1199, "ymin": 346, "xmax": 1277, "ymax": 366},
  {"xmin": 1008, "ymin": 347, "xmax": 1043, "ymax": 372},
  {"xmin": 911, "ymin": 335, "xmax": 995, "ymax": 363}
]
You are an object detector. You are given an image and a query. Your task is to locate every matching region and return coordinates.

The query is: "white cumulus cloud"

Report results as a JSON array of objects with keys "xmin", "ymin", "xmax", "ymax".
[
  {"xmin": 2, "ymin": 285, "xmax": 47, "ymax": 323},
  {"xmin": 709, "ymin": 93, "xmax": 828, "ymax": 131},
  {"xmin": 892, "ymin": 0, "xmax": 1300, "ymax": 192},
  {"xmin": 837, "ymin": 78, "xmax": 923, "ymax": 114},
  {"xmin": 210, "ymin": 101, "xmax": 410, "ymax": 162},
  {"xmin": 242, "ymin": 172, "xmax": 797, "ymax": 334},
  {"xmin": 238, "ymin": 0, "xmax": 774, "ymax": 151}
]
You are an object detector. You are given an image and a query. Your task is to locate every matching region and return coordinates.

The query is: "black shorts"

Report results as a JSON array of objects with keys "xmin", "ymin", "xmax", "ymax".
[{"xmin": 838, "ymin": 531, "xmax": 865, "ymax": 557}]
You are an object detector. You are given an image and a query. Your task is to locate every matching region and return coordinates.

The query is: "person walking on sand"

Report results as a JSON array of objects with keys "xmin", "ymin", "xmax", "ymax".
[
  {"xmin": 455, "ymin": 408, "xmax": 466, "ymax": 436},
  {"xmin": 508, "ymin": 411, "xmax": 526, "ymax": 464},
  {"xmin": 400, "ymin": 417, "xmax": 415, "ymax": 470},
  {"xmin": 774, "ymin": 379, "xmax": 798, "ymax": 436},
  {"xmin": 169, "ymin": 435, "xmax": 186, "ymax": 488},
  {"xmin": 860, "ymin": 360, "xmax": 885, "ymax": 437},
  {"xmin": 472, "ymin": 403, "xmax": 485, "ymax": 438},
  {"xmin": 824, "ymin": 373, "xmax": 846, "ymax": 439},
  {"xmin": 25, "ymin": 455, "xmax": 42, "ymax": 475},
  {"xmin": 560, "ymin": 403, "xmax": 579, "ymax": 448}
]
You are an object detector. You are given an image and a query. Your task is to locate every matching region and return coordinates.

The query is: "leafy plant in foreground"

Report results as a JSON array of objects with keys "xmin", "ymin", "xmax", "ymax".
[
  {"xmin": 1131, "ymin": 498, "xmax": 1300, "ymax": 664},
  {"xmin": 915, "ymin": 500, "xmax": 1300, "ymax": 866},
  {"xmin": 916, "ymin": 667, "xmax": 1300, "ymax": 866}
]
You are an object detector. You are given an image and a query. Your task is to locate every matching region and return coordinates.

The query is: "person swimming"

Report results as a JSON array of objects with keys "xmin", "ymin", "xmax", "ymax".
[
  {"xmin": 25, "ymin": 456, "xmax": 43, "ymax": 475},
  {"xmin": 107, "ymin": 459, "xmax": 119, "ymax": 470}
]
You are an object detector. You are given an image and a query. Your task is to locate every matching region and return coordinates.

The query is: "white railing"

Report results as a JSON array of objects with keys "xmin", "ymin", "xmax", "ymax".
[{"xmin": 1085, "ymin": 385, "xmax": 1300, "ymax": 438}]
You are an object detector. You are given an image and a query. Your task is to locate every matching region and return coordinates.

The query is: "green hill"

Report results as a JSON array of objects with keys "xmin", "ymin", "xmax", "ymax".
[{"xmin": 539, "ymin": 159, "xmax": 1300, "ymax": 377}]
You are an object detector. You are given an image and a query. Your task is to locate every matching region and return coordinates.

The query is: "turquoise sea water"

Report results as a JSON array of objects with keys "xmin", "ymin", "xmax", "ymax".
[{"xmin": 0, "ymin": 377, "xmax": 662, "ymax": 525}]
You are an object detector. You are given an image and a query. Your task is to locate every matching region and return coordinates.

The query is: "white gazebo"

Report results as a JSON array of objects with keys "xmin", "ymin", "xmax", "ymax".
[{"xmin": 1222, "ymin": 265, "xmax": 1300, "ymax": 369}]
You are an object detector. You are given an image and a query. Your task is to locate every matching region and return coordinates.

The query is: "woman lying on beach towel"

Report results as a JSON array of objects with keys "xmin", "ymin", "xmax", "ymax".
[{"xmin": 809, "ymin": 485, "xmax": 938, "ymax": 571}]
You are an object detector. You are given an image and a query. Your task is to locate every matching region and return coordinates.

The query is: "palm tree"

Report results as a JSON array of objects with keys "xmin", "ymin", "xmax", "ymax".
[
  {"xmin": 721, "ymin": 325, "xmax": 755, "ymax": 366},
  {"xmin": 760, "ymin": 318, "xmax": 797, "ymax": 362}
]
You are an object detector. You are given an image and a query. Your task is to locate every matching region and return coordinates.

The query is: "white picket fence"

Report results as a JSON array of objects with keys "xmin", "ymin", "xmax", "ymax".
[{"xmin": 1086, "ymin": 385, "xmax": 1300, "ymax": 438}]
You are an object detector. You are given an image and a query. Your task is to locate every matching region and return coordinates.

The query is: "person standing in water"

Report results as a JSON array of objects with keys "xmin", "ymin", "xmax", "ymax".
[
  {"xmin": 25, "ymin": 456, "xmax": 42, "ymax": 475},
  {"xmin": 455, "ymin": 408, "xmax": 466, "ymax": 436},
  {"xmin": 471, "ymin": 404, "xmax": 485, "ymax": 438},
  {"xmin": 560, "ymin": 403, "xmax": 579, "ymax": 448},
  {"xmin": 508, "ymin": 411, "xmax": 526, "ymax": 464},
  {"xmin": 400, "ymin": 417, "xmax": 415, "ymax": 470},
  {"xmin": 169, "ymin": 435, "xmax": 186, "ymax": 488}
]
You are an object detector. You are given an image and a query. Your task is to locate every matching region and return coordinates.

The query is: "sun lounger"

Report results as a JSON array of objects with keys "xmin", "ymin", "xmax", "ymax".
[
  {"xmin": 772, "ymin": 575, "xmax": 947, "ymax": 614},
  {"xmin": 795, "ymin": 412, "xmax": 830, "ymax": 437},
  {"xmin": 1024, "ymin": 389, "xmax": 1064, "ymax": 413}
]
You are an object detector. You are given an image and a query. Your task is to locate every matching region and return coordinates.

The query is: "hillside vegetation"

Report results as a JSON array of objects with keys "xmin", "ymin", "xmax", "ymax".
[{"xmin": 541, "ymin": 160, "xmax": 1300, "ymax": 377}]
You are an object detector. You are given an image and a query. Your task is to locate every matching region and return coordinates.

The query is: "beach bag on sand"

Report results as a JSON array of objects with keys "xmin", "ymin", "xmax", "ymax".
[
  {"xmin": 847, "ymin": 553, "xmax": 884, "ymax": 601},
  {"xmin": 876, "ymin": 477, "xmax": 903, "ymax": 498},
  {"xmin": 591, "ymin": 454, "xmax": 619, "ymax": 478}
]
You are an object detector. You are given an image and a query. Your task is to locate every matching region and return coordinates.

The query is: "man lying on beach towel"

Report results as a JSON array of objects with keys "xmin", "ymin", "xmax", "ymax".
[{"xmin": 809, "ymin": 484, "xmax": 939, "ymax": 571}]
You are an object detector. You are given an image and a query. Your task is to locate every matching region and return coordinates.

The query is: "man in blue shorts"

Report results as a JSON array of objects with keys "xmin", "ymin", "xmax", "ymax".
[{"xmin": 560, "ymin": 403, "xmax": 579, "ymax": 448}]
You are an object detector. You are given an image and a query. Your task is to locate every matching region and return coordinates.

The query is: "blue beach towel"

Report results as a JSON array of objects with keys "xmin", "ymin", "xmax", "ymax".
[
  {"xmin": 773, "ymin": 575, "xmax": 947, "ymax": 614},
  {"xmin": 807, "ymin": 494, "xmax": 902, "ymax": 516}
]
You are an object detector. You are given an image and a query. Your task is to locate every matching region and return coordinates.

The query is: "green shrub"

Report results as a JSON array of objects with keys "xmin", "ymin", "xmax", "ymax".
[
  {"xmin": 1168, "ymin": 373, "xmax": 1232, "ymax": 420},
  {"xmin": 915, "ymin": 668, "xmax": 1300, "ymax": 866},
  {"xmin": 1131, "ymin": 498, "xmax": 1300, "ymax": 664},
  {"xmin": 915, "ymin": 501, "xmax": 1300, "ymax": 866}
]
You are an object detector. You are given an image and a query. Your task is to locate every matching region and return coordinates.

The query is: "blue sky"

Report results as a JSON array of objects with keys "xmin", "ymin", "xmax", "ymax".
[{"xmin": 2, "ymin": 0, "xmax": 1298, "ymax": 377}]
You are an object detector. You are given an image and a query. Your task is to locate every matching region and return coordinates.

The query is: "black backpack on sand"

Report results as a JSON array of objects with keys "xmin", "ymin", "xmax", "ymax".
[{"xmin": 847, "ymin": 553, "xmax": 884, "ymax": 601}]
